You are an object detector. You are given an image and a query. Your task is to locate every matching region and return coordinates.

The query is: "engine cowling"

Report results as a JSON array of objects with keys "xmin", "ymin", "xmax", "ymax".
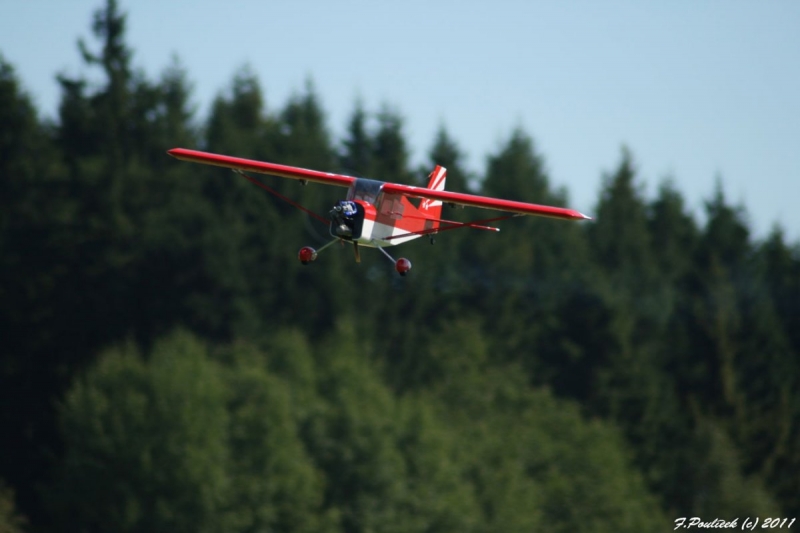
[
  {"xmin": 395, "ymin": 258, "xmax": 412, "ymax": 276},
  {"xmin": 298, "ymin": 246, "xmax": 318, "ymax": 265}
]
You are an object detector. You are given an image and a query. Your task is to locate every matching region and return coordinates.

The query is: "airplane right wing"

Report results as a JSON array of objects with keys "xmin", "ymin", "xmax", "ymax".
[{"xmin": 381, "ymin": 182, "xmax": 592, "ymax": 221}]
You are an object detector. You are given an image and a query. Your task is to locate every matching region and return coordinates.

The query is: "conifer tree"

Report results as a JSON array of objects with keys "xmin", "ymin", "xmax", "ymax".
[
  {"xmin": 371, "ymin": 105, "xmax": 413, "ymax": 184},
  {"xmin": 339, "ymin": 99, "xmax": 374, "ymax": 177},
  {"xmin": 278, "ymin": 80, "xmax": 334, "ymax": 170},
  {"xmin": 206, "ymin": 65, "xmax": 273, "ymax": 158},
  {"xmin": 589, "ymin": 147, "xmax": 656, "ymax": 291},
  {"xmin": 477, "ymin": 127, "xmax": 563, "ymax": 278},
  {"xmin": 686, "ymin": 183, "xmax": 751, "ymax": 413},
  {"xmin": 737, "ymin": 227, "xmax": 800, "ymax": 513},
  {"xmin": 426, "ymin": 124, "xmax": 471, "ymax": 194},
  {"xmin": 58, "ymin": 0, "xmax": 139, "ymax": 165},
  {"xmin": 149, "ymin": 56, "xmax": 197, "ymax": 166},
  {"xmin": 759, "ymin": 227, "xmax": 800, "ymax": 353},
  {"xmin": 648, "ymin": 180, "xmax": 698, "ymax": 285},
  {"xmin": 482, "ymin": 127, "xmax": 552, "ymax": 203},
  {"xmin": 475, "ymin": 128, "xmax": 586, "ymax": 359},
  {"xmin": 417, "ymin": 125, "xmax": 476, "ymax": 291},
  {"xmin": 272, "ymin": 81, "xmax": 351, "ymax": 331},
  {"xmin": 0, "ymin": 52, "xmax": 64, "ymax": 527}
]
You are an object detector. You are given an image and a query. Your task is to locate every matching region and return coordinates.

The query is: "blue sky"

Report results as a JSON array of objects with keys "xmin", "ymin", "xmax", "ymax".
[{"xmin": 2, "ymin": 1, "xmax": 799, "ymax": 241}]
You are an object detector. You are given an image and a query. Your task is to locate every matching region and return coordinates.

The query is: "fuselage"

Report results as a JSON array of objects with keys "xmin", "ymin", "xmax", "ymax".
[{"xmin": 330, "ymin": 178, "xmax": 440, "ymax": 247}]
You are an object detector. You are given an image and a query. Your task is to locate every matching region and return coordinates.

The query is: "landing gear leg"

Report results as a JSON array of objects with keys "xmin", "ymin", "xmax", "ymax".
[
  {"xmin": 377, "ymin": 247, "xmax": 412, "ymax": 276},
  {"xmin": 298, "ymin": 238, "xmax": 340, "ymax": 265}
]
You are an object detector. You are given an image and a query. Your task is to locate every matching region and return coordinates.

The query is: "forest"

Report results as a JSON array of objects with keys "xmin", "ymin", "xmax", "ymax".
[{"xmin": 2, "ymin": 2, "xmax": 799, "ymax": 532}]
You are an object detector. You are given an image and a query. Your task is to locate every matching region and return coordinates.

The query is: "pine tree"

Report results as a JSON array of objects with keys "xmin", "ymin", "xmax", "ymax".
[
  {"xmin": 269, "ymin": 80, "xmax": 350, "ymax": 332},
  {"xmin": 737, "ymin": 227, "xmax": 800, "ymax": 513},
  {"xmin": 339, "ymin": 99, "xmax": 374, "ymax": 177},
  {"xmin": 411, "ymin": 125, "xmax": 478, "ymax": 294},
  {"xmin": 686, "ymin": 182, "xmax": 751, "ymax": 414},
  {"xmin": 277, "ymin": 80, "xmax": 333, "ymax": 169},
  {"xmin": 589, "ymin": 147, "xmax": 656, "ymax": 291},
  {"xmin": 474, "ymin": 128, "xmax": 589, "ymax": 371},
  {"xmin": 477, "ymin": 127, "xmax": 567, "ymax": 279},
  {"xmin": 63, "ymin": 0, "xmax": 133, "ymax": 164},
  {"xmin": 648, "ymin": 179, "xmax": 698, "ymax": 285},
  {"xmin": 371, "ymin": 104, "xmax": 413, "ymax": 184},
  {"xmin": 206, "ymin": 65, "xmax": 273, "ymax": 158},
  {"xmin": 149, "ymin": 56, "xmax": 198, "ymax": 166},
  {"xmin": 0, "ymin": 53, "xmax": 72, "ymax": 525},
  {"xmin": 426, "ymin": 124, "xmax": 472, "ymax": 194},
  {"xmin": 759, "ymin": 227, "xmax": 800, "ymax": 354},
  {"xmin": 482, "ymin": 127, "xmax": 551, "ymax": 203}
]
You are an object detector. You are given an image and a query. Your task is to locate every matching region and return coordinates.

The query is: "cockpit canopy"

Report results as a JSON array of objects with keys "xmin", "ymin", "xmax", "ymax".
[{"xmin": 346, "ymin": 178, "xmax": 384, "ymax": 205}]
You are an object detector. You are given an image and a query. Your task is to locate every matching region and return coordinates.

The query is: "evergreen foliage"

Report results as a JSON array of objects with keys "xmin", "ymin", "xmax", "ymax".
[
  {"xmin": 0, "ymin": 480, "xmax": 27, "ymax": 533},
  {"xmin": 2, "ymin": 1, "xmax": 800, "ymax": 530}
]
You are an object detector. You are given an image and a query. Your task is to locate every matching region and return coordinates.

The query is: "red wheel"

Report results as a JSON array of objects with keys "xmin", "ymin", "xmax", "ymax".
[
  {"xmin": 298, "ymin": 246, "xmax": 317, "ymax": 265},
  {"xmin": 395, "ymin": 258, "xmax": 412, "ymax": 276}
]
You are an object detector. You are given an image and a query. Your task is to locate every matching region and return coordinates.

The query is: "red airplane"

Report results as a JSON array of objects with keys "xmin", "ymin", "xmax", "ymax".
[{"xmin": 168, "ymin": 148, "xmax": 591, "ymax": 276}]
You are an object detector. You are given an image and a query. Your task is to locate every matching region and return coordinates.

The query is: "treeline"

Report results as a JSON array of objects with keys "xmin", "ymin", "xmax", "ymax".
[{"xmin": 2, "ymin": 1, "xmax": 800, "ymax": 531}]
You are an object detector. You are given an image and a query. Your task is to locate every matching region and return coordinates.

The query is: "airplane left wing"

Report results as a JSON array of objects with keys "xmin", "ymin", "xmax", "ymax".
[
  {"xmin": 381, "ymin": 183, "xmax": 592, "ymax": 221},
  {"xmin": 167, "ymin": 148, "xmax": 356, "ymax": 188}
]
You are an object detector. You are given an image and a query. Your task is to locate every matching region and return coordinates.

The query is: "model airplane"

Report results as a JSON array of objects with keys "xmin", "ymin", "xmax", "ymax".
[{"xmin": 168, "ymin": 148, "xmax": 591, "ymax": 276}]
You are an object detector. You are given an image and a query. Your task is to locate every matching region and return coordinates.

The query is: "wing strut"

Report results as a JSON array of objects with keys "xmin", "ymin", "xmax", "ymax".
[
  {"xmin": 383, "ymin": 214, "xmax": 520, "ymax": 241},
  {"xmin": 235, "ymin": 170, "xmax": 329, "ymax": 225}
]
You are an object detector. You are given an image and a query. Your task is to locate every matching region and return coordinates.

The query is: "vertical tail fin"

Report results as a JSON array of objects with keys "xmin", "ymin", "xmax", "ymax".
[{"xmin": 418, "ymin": 165, "xmax": 447, "ymax": 221}]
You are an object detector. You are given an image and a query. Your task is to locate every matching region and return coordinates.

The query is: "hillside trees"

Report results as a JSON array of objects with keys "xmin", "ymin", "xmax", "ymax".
[
  {"xmin": 51, "ymin": 333, "xmax": 231, "ymax": 533},
  {"xmin": 50, "ymin": 328, "xmax": 670, "ymax": 533},
  {"xmin": 755, "ymin": 229, "xmax": 800, "ymax": 510},
  {"xmin": 0, "ymin": 52, "xmax": 73, "ymax": 520}
]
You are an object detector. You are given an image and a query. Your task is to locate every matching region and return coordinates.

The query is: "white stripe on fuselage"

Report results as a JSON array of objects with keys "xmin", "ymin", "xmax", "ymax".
[{"xmin": 356, "ymin": 219, "xmax": 421, "ymax": 247}]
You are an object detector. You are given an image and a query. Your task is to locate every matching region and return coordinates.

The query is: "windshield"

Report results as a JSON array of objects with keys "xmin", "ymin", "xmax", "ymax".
[{"xmin": 346, "ymin": 178, "xmax": 384, "ymax": 205}]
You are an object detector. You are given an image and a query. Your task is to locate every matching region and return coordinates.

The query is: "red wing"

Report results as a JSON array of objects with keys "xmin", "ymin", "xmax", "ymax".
[
  {"xmin": 167, "ymin": 148, "xmax": 356, "ymax": 188},
  {"xmin": 381, "ymin": 183, "xmax": 591, "ymax": 221}
]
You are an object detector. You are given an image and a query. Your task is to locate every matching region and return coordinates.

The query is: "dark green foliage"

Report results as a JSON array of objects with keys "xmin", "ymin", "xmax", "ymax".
[
  {"xmin": 0, "ymin": 480, "xmax": 27, "ymax": 533},
  {"xmin": 372, "ymin": 105, "xmax": 414, "ymax": 184},
  {"xmin": 206, "ymin": 65, "xmax": 274, "ymax": 159},
  {"xmin": 426, "ymin": 124, "xmax": 472, "ymax": 194},
  {"xmin": 590, "ymin": 147, "xmax": 657, "ymax": 293},
  {"xmin": 51, "ymin": 333, "xmax": 230, "ymax": 533},
  {"xmin": 2, "ymin": 1, "xmax": 800, "ymax": 529},
  {"xmin": 51, "ymin": 328, "xmax": 668, "ymax": 533}
]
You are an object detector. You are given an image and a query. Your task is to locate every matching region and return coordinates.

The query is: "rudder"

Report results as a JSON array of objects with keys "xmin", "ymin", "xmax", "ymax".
[{"xmin": 418, "ymin": 165, "xmax": 447, "ymax": 221}]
